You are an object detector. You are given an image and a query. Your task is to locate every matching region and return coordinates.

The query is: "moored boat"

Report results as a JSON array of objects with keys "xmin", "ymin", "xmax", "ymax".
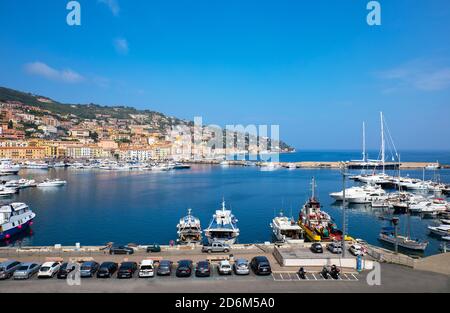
[
  {"xmin": 177, "ymin": 208, "xmax": 202, "ymax": 244},
  {"xmin": 300, "ymin": 178, "xmax": 346, "ymax": 242},
  {"xmin": 0, "ymin": 203, "xmax": 36, "ymax": 240},
  {"xmin": 378, "ymin": 227, "xmax": 428, "ymax": 251},
  {"xmin": 270, "ymin": 211, "xmax": 303, "ymax": 244},
  {"xmin": 37, "ymin": 179, "xmax": 67, "ymax": 187},
  {"xmin": 204, "ymin": 199, "xmax": 239, "ymax": 245},
  {"xmin": 428, "ymin": 225, "xmax": 450, "ymax": 237},
  {"xmin": 0, "ymin": 159, "xmax": 20, "ymax": 175}
]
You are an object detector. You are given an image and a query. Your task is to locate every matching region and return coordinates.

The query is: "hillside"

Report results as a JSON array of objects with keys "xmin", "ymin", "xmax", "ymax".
[{"xmin": 0, "ymin": 86, "xmax": 294, "ymax": 151}]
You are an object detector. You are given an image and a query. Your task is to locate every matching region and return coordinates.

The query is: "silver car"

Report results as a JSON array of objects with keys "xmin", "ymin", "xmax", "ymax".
[
  {"xmin": 233, "ymin": 258, "xmax": 250, "ymax": 275},
  {"xmin": 0, "ymin": 260, "xmax": 21, "ymax": 280},
  {"xmin": 13, "ymin": 263, "xmax": 41, "ymax": 280}
]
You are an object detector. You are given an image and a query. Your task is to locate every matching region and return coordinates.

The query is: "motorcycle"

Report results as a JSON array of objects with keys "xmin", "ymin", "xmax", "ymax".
[
  {"xmin": 321, "ymin": 266, "xmax": 330, "ymax": 279},
  {"xmin": 297, "ymin": 267, "xmax": 306, "ymax": 280},
  {"xmin": 330, "ymin": 265, "xmax": 341, "ymax": 280}
]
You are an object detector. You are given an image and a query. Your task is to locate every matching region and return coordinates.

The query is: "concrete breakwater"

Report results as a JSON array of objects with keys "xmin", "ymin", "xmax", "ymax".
[{"xmin": 188, "ymin": 160, "xmax": 448, "ymax": 169}]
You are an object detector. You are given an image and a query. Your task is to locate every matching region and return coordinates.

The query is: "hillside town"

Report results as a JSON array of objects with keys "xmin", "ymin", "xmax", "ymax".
[{"xmin": 0, "ymin": 89, "xmax": 290, "ymax": 162}]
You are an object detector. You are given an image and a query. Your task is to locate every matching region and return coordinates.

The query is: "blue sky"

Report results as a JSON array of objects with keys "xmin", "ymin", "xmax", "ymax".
[{"xmin": 0, "ymin": 0, "xmax": 450, "ymax": 150}]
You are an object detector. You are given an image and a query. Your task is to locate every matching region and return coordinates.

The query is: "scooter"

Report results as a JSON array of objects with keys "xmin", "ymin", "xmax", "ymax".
[{"xmin": 297, "ymin": 267, "xmax": 306, "ymax": 280}]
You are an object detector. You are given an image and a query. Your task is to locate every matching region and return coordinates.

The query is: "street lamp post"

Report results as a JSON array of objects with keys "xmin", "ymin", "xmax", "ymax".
[{"xmin": 341, "ymin": 163, "xmax": 347, "ymax": 258}]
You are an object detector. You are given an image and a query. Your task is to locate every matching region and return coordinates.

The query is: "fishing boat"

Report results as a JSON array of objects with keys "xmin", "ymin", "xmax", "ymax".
[
  {"xmin": 204, "ymin": 199, "xmax": 239, "ymax": 245},
  {"xmin": 0, "ymin": 203, "xmax": 36, "ymax": 240},
  {"xmin": 270, "ymin": 211, "xmax": 303, "ymax": 244},
  {"xmin": 378, "ymin": 227, "xmax": 428, "ymax": 251},
  {"xmin": 299, "ymin": 178, "xmax": 346, "ymax": 242},
  {"xmin": 0, "ymin": 159, "xmax": 20, "ymax": 175},
  {"xmin": 176, "ymin": 208, "xmax": 202, "ymax": 244}
]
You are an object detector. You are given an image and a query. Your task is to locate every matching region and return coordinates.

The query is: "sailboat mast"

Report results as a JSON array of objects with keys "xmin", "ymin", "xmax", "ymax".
[
  {"xmin": 380, "ymin": 112, "xmax": 385, "ymax": 174},
  {"xmin": 362, "ymin": 122, "xmax": 366, "ymax": 162}
]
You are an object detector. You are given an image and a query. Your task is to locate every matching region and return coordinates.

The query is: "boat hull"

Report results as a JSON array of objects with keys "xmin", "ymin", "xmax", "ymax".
[
  {"xmin": 378, "ymin": 234, "xmax": 428, "ymax": 251},
  {"xmin": 0, "ymin": 219, "xmax": 33, "ymax": 241}
]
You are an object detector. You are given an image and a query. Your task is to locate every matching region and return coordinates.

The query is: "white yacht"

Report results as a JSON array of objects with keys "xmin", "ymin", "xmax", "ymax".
[
  {"xmin": 4, "ymin": 179, "xmax": 36, "ymax": 189},
  {"xmin": 0, "ymin": 203, "xmax": 36, "ymax": 240},
  {"xmin": 330, "ymin": 184, "xmax": 387, "ymax": 204},
  {"xmin": 428, "ymin": 225, "xmax": 450, "ymax": 237},
  {"xmin": 204, "ymin": 200, "xmax": 240, "ymax": 245},
  {"xmin": 37, "ymin": 179, "xmax": 67, "ymax": 188},
  {"xmin": 0, "ymin": 186, "xmax": 17, "ymax": 197},
  {"xmin": 176, "ymin": 208, "xmax": 202, "ymax": 244},
  {"xmin": 23, "ymin": 162, "xmax": 49, "ymax": 170},
  {"xmin": 270, "ymin": 211, "xmax": 303, "ymax": 244},
  {"xmin": 0, "ymin": 159, "xmax": 20, "ymax": 175}
]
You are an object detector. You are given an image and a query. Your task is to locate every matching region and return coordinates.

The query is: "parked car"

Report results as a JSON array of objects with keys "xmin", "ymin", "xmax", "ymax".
[
  {"xmin": 327, "ymin": 242, "xmax": 343, "ymax": 254},
  {"xmin": 109, "ymin": 245, "xmax": 134, "ymax": 255},
  {"xmin": 117, "ymin": 262, "xmax": 138, "ymax": 279},
  {"xmin": 176, "ymin": 260, "xmax": 193, "ymax": 277},
  {"xmin": 195, "ymin": 261, "xmax": 211, "ymax": 277},
  {"xmin": 97, "ymin": 262, "xmax": 118, "ymax": 278},
  {"xmin": 218, "ymin": 260, "xmax": 232, "ymax": 275},
  {"xmin": 80, "ymin": 261, "xmax": 100, "ymax": 278},
  {"xmin": 349, "ymin": 244, "xmax": 364, "ymax": 256},
  {"xmin": 202, "ymin": 242, "xmax": 231, "ymax": 253},
  {"xmin": 139, "ymin": 260, "xmax": 155, "ymax": 278},
  {"xmin": 233, "ymin": 258, "xmax": 250, "ymax": 275},
  {"xmin": 13, "ymin": 263, "xmax": 40, "ymax": 280},
  {"xmin": 146, "ymin": 244, "xmax": 161, "ymax": 253},
  {"xmin": 310, "ymin": 243, "xmax": 323, "ymax": 253},
  {"xmin": 57, "ymin": 262, "xmax": 77, "ymax": 279},
  {"xmin": 157, "ymin": 260, "xmax": 173, "ymax": 276},
  {"xmin": 0, "ymin": 260, "xmax": 21, "ymax": 280},
  {"xmin": 37, "ymin": 262, "xmax": 61, "ymax": 278},
  {"xmin": 250, "ymin": 256, "xmax": 272, "ymax": 276}
]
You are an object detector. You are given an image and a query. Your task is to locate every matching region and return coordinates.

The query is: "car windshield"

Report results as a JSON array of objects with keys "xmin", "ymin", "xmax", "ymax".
[
  {"xmin": 81, "ymin": 266, "xmax": 91, "ymax": 270},
  {"xmin": 40, "ymin": 267, "xmax": 50, "ymax": 271},
  {"xmin": 141, "ymin": 266, "xmax": 153, "ymax": 270},
  {"xmin": 17, "ymin": 266, "xmax": 29, "ymax": 271}
]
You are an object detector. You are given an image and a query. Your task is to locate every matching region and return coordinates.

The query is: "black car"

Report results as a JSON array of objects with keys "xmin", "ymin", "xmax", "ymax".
[
  {"xmin": 117, "ymin": 262, "xmax": 138, "ymax": 279},
  {"xmin": 57, "ymin": 263, "xmax": 76, "ymax": 279},
  {"xmin": 176, "ymin": 260, "xmax": 193, "ymax": 277},
  {"xmin": 250, "ymin": 256, "xmax": 272, "ymax": 276},
  {"xmin": 109, "ymin": 245, "xmax": 134, "ymax": 255},
  {"xmin": 97, "ymin": 262, "xmax": 118, "ymax": 278},
  {"xmin": 195, "ymin": 261, "xmax": 211, "ymax": 277},
  {"xmin": 146, "ymin": 244, "xmax": 161, "ymax": 253},
  {"xmin": 310, "ymin": 243, "xmax": 323, "ymax": 254},
  {"xmin": 157, "ymin": 260, "xmax": 173, "ymax": 276}
]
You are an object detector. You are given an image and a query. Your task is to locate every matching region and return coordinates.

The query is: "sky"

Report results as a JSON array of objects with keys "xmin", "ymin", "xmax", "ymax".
[{"xmin": 0, "ymin": 0, "xmax": 450, "ymax": 150}]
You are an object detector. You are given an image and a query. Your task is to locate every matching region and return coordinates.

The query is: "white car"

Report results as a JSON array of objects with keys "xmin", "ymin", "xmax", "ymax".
[
  {"xmin": 218, "ymin": 260, "xmax": 232, "ymax": 275},
  {"xmin": 138, "ymin": 260, "xmax": 155, "ymax": 278},
  {"xmin": 37, "ymin": 262, "xmax": 61, "ymax": 278},
  {"xmin": 349, "ymin": 244, "xmax": 364, "ymax": 256}
]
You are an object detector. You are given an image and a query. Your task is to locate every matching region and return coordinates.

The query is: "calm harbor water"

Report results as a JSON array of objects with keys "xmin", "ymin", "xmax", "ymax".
[{"xmin": 1, "ymin": 150, "xmax": 450, "ymax": 256}]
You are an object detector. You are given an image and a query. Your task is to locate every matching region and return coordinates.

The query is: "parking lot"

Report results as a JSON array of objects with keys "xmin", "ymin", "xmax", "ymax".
[{"xmin": 272, "ymin": 271, "xmax": 359, "ymax": 282}]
